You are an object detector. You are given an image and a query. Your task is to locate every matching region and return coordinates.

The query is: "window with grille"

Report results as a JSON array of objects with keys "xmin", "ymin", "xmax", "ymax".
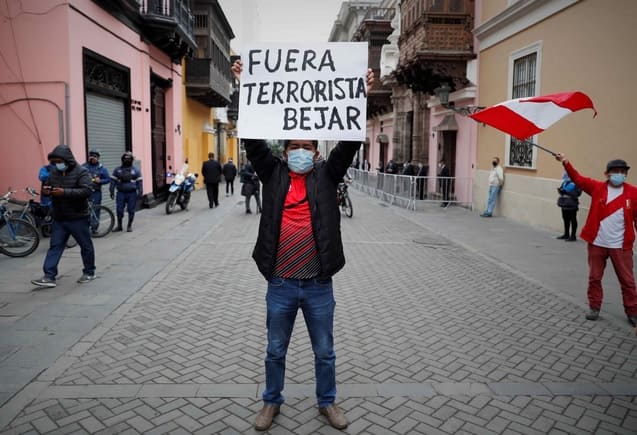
[{"xmin": 508, "ymin": 50, "xmax": 538, "ymax": 168}]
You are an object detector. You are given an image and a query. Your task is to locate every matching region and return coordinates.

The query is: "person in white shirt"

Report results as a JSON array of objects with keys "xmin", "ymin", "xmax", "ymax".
[
  {"xmin": 480, "ymin": 157, "xmax": 504, "ymax": 217},
  {"xmin": 555, "ymin": 154, "xmax": 637, "ymax": 331}
]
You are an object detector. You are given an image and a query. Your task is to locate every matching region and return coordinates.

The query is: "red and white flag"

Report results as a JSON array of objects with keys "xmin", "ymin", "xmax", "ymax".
[{"xmin": 469, "ymin": 91, "xmax": 597, "ymax": 140}]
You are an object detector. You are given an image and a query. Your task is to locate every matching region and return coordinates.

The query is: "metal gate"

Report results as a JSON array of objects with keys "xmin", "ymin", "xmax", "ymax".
[{"xmin": 85, "ymin": 92, "xmax": 126, "ymax": 211}]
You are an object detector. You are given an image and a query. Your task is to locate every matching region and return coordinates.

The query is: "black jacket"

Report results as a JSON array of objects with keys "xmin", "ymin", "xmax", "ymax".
[
  {"xmin": 201, "ymin": 159, "xmax": 222, "ymax": 184},
  {"xmin": 244, "ymin": 139, "xmax": 360, "ymax": 280},
  {"xmin": 46, "ymin": 145, "xmax": 92, "ymax": 221},
  {"xmin": 222, "ymin": 162, "xmax": 237, "ymax": 181}
]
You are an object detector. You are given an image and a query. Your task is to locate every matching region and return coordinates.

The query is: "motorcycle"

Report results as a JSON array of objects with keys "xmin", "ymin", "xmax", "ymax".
[{"xmin": 165, "ymin": 167, "xmax": 198, "ymax": 214}]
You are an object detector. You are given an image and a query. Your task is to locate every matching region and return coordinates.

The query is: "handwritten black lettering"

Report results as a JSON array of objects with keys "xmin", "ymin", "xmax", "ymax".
[
  {"xmin": 248, "ymin": 50, "xmax": 262, "ymax": 75},
  {"xmin": 333, "ymin": 78, "xmax": 346, "ymax": 100},
  {"xmin": 318, "ymin": 50, "xmax": 336, "ymax": 72},
  {"xmin": 285, "ymin": 49, "xmax": 300, "ymax": 72},
  {"xmin": 272, "ymin": 81, "xmax": 285, "ymax": 104},
  {"xmin": 299, "ymin": 107, "xmax": 312, "ymax": 130},
  {"xmin": 287, "ymin": 81, "xmax": 299, "ymax": 103},
  {"xmin": 314, "ymin": 107, "xmax": 329, "ymax": 129},
  {"xmin": 328, "ymin": 107, "xmax": 344, "ymax": 130},
  {"xmin": 243, "ymin": 83, "xmax": 257, "ymax": 105},
  {"xmin": 283, "ymin": 108, "xmax": 297, "ymax": 130},
  {"xmin": 315, "ymin": 81, "xmax": 327, "ymax": 102},
  {"xmin": 300, "ymin": 80, "xmax": 315, "ymax": 103},
  {"xmin": 346, "ymin": 106, "xmax": 361, "ymax": 130},
  {"xmin": 257, "ymin": 82, "xmax": 270, "ymax": 104},
  {"xmin": 302, "ymin": 50, "xmax": 317, "ymax": 71},
  {"xmin": 265, "ymin": 49, "xmax": 282, "ymax": 72}
]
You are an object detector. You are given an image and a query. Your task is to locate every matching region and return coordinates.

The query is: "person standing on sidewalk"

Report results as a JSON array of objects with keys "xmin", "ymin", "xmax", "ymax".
[
  {"xmin": 110, "ymin": 151, "xmax": 142, "ymax": 232},
  {"xmin": 240, "ymin": 162, "xmax": 261, "ymax": 214},
  {"xmin": 480, "ymin": 157, "xmax": 504, "ymax": 217},
  {"xmin": 201, "ymin": 152, "xmax": 222, "ymax": 208},
  {"xmin": 31, "ymin": 145, "xmax": 96, "ymax": 288},
  {"xmin": 555, "ymin": 153, "xmax": 637, "ymax": 327},
  {"xmin": 555, "ymin": 172, "xmax": 582, "ymax": 241},
  {"xmin": 232, "ymin": 59, "xmax": 373, "ymax": 431},
  {"xmin": 82, "ymin": 149, "xmax": 110, "ymax": 234},
  {"xmin": 222, "ymin": 158, "xmax": 238, "ymax": 197},
  {"xmin": 438, "ymin": 159, "xmax": 451, "ymax": 207}
]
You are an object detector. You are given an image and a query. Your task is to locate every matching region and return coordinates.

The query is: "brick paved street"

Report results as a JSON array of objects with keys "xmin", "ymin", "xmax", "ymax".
[{"xmin": 1, "ymin": 189, "xmax": 636, "ymax": 434}]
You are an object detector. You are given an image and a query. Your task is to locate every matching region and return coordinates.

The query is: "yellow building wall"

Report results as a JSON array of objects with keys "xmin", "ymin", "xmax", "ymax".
[
  {"xmin": 181, "ymin": 73, "xmax": 215, "ymax": 189},
  {"xmin": 475, "ymin": 0, "xmax": 637, "ymax": 229},
  {"xmin": 478, "ymin": 0, "xmax": 508, "ymax": 24}
]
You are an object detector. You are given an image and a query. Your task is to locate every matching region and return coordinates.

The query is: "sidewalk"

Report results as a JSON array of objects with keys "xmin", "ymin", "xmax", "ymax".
[{"xmin": 0, "ymin": 188, "xmax": 636, "ymax": 434}]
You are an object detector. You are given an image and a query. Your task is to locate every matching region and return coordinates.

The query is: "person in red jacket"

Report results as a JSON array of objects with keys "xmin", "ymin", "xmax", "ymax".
[{"xmin": 555, "ymin": 153, "xmax": 637, "ymax": 329}]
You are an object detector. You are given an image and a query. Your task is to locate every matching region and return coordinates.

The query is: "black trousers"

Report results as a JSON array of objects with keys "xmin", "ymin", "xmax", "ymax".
[
  {"xmin": 225, "ymin": 179, "xmax": 234, "ymax": 194},
  {"xmin": 561, "ymin": 208, "xmax": 578, "ymax": 237},
  {"xmin": 206, "ymin": 182, "xmax": 219, "ymax": 207}
]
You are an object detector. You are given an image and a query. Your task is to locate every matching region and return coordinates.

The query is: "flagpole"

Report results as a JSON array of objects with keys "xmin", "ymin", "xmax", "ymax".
[{"xmin": 523, "ymin": 140, "xmax": 557, "ymax": 157}]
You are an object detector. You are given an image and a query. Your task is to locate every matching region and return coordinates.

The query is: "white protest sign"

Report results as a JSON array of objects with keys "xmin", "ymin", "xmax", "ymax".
[{"xmin": 237, "ymin": 42, "xmax": 368, "ymax": 141}]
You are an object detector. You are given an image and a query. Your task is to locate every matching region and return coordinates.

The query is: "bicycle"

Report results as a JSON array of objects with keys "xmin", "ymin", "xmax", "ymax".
[
  {"xmin": 337, "ymin": 181, "xmax": 353, "ymax": 218},
  {"xmin": 66, "ymin": 200, "xmax": 115, "ymax": 248},
  {"xmin": 0, "ymin": 190, "xmax": 40, "ymax": 257},
  {"xmin": 9, "ymin": 187, "xmax": 54, "ymax": 237}
]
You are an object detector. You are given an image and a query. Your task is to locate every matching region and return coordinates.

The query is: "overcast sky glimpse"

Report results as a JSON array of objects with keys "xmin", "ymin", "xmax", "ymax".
[{"xmin": 218, "ymin": 0, "xmax": 345, "ymax": 53}]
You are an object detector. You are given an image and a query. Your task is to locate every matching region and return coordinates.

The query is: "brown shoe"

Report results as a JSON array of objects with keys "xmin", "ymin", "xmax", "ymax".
[
  {"xmin": 319, "ymin": 404, "xmax": 348, "ymax": 429},
  {"xmin": 254, "ymin": 404, "xmax": 280, "ymax": 431}
]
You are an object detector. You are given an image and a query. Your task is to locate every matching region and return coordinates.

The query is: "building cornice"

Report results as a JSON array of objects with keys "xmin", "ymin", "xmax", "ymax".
[{"xmin": 474, "ymin": 0, "xmax": 578, "ymax": 50}]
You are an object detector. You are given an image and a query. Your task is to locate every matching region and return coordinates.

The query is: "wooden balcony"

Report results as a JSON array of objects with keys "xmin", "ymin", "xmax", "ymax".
[
  {"xmin": 185, "ymin": 58, "xmax": 232, "ymax": 107},
  {"xmin": 139, "ymin": 0, "xmax": 196, "ymax": 62}
]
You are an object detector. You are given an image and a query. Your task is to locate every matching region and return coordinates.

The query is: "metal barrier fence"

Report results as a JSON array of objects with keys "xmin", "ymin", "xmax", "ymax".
[{"xmin": 347, "ymin": 168, "xmax": 473, "ymax": 211}]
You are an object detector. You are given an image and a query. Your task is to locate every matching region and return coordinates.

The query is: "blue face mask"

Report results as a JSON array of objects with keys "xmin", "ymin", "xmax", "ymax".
[
  {"xmin": 609, "ymin": 173, "xmax": 626, "ymax": 187},
  {"xmin": 55, "ymin": 162, "xmax": 67, "ymax": 171},
  {"xmin": 287, "ymin": 149, "xmax": 315, "ymax": 174}
]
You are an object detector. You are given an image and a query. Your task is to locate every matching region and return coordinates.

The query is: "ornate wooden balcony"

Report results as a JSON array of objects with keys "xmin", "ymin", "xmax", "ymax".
[
  {"xmin": 185, "ymin": 58, "xmax": 232, "ymax": 107},
  {"xmin": 395, "ymin": 0, "xmax": 475, "ymax": 94},
  {"xmin": 139, "ymin": 0, "xmax": 196, "ymax": 62}
]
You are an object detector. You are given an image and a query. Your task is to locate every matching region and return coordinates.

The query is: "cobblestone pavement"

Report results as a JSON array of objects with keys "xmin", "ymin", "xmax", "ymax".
[{"xmin": 1, "ymin": 189, "xmax": 637, "ymax": 434}]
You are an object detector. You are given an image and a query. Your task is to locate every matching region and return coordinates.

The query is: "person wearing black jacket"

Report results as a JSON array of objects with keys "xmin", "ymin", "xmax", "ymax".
[
  {"xmin": 239, "ymin": 162, "xmax": 261, "ymax": 214},
  {"xmin": 556, "ymin": 173, "xmax": 582, "ymax": 241},
  {"xmin": 232, "ymin": 59, "xmax": 373, "ymax": 432},
  {"xmin": 31, "ymin": 145, "xmax": 96, "ymax": 288},
  {"xmin": 222, "ymin": 158, "xmax": 238, "ymax": 196},
  {"xmin": 201, "ymin": 152, "xmax": 222, "ymax": 208}
]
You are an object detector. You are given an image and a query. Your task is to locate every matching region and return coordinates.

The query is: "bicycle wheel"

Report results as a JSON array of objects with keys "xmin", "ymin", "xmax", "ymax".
[
  {"xmin": 343, "ymin": 195, "xmax": 353, "ymax": 218},
  {"xmin": 10, "ymin": 210, "xmax": 36, "ymax": 227},
  {"xmin": 91, "ymin": 205, "xmax": 115, "ymax": 237},
  {"xmin": 0, "ymin": 218, "xmax": 40, "ymax": 257}
]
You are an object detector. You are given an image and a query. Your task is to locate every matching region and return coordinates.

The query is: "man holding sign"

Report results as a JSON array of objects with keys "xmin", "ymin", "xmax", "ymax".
[{"xmin": 232, "ymin": 46, "xmax": 372, "ymax": 431}]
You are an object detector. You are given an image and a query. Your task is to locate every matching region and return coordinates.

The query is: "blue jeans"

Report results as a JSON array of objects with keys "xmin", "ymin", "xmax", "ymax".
[
  {"xmin": 263, "ymin": 277, "xmax": 336, "ymax": 407},
  {"xmin": 43, "ymin": 218, "xmax": 95, "ymax": 279},
  {"xmin": 485, "ymin": 185, "xmax": 501, "ymax": 215}
]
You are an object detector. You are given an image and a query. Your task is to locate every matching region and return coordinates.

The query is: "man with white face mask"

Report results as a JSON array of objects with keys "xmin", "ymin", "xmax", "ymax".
[
  {"xmin": 231, "ymin": 60, "xmax": 373, "ymax": 431},
  {"xmin": 555, "ymin": 153, "xmax": 637, "ymax": 331}
]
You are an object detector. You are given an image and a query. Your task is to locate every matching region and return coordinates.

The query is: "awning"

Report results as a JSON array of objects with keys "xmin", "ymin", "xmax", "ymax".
[{"xmin": 432, "ymin": 114, "xmax": 459, "ymax": 131}]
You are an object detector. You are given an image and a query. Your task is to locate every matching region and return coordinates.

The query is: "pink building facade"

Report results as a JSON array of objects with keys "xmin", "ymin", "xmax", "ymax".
[
  {"xmin": 365, "ymin": 113, "xmax": 394, "ymax": 172},
  {"xmin": 0, "ymin": 0, "xmax": 194, "ymax": 206}
]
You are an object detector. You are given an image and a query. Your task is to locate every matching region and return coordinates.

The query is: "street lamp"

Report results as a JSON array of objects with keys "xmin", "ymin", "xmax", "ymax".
[{"xmin": 434, "ymin": 82, "xmax": 485, "ymax": 116}]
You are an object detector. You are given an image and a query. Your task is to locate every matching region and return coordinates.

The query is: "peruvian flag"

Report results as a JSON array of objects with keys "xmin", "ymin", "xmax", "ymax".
[{"xmin": 469, "ymin": 92, "xmax": 597, "ymax": 140}]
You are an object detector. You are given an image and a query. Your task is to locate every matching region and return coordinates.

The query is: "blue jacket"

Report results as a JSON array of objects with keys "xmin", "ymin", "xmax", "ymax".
[
  {"xmin": 82, "ymin": 162, "xmax": 110, "ymax": 191},
  {"xmin": 110, "ymin": 165, "xmax": 143, "ymax": 196},
  {"xmin": 38, "ymin": 164, "xmax": 54, "ymax": 207}
]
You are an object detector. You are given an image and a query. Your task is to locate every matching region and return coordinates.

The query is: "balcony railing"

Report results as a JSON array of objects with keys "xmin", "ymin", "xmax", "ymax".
[
  {"xmin": 363, "ymin": 7, "xmax": 396, "ymax": 22},
  {"xmin": 140, "ymin": 0, "xmax": 194, "ymax": 37}
]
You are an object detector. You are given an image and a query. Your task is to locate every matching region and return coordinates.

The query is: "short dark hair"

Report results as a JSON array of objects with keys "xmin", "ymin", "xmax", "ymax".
[
  {"xmin": 208, "ymin": 152, "xmax": 215, "ymax": 158},
  {"xmin": 284, "ymin": 140, "xmax": 318, "ymax": 149}
]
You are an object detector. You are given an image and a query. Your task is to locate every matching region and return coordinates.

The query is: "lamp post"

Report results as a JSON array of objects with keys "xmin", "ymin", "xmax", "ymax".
[{"xmin": 433, "ymin": 83, "xmax": 485, "ymax": 116}]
